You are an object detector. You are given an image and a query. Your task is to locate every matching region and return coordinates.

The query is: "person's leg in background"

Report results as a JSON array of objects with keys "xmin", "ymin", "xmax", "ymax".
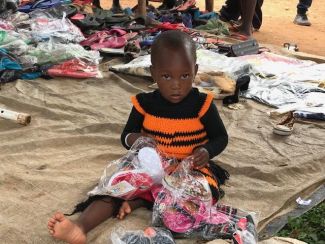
[
  {"xmin": 219, "ymin": 0, "xmax": 263, "ymax": 31},
  {"xmin": 205, "ymin": 0, "xmax": 214, "ymax": 12},
  {"xmin": 111, "ymin": 0, "xmax": 123, "ymax": 13},
  {"xmin": 294, "ymin": 0, "xmax": 312, "ymax": 26},
  {"xmin": 92, "ymin": 0, "xmax": 123, "ymax": 12},
  {"xmin": 252, "ymin": 0, "xmax": 263, "ymax": 30},
  {"xmin": 219, "ymin": 0, "xmax": 241, "ymax": 23},
  {"xmin": 238, "ymin": 0, "xmax": 257, "ymax": 37},
  {"xmin": 137, "ymin": 0, "xmax": 146, "ymax": 18}
]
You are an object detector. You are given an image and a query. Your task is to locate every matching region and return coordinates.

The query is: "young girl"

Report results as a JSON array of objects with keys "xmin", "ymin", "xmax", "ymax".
[{"xmin": 47, "ymin": 30, "xmax": 229, "ymax": 244}]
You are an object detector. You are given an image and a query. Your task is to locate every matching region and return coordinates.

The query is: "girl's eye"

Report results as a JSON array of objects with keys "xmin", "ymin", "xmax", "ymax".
[
  {"xmin": 181, "ymin": 74, "xmax": 190, "ymax": 79},
  {"xmin": 162, "ymin": 74, "xmax": 171, "ymax": 80}
]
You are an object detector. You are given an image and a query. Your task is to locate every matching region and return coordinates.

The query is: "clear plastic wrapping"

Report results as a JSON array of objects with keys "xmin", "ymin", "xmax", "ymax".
[
  {"xmin": 47, "ymin": 58, "xmax": 102, "ymax": 79},
  {"xmin": 111, "ymin": 227, "xmax": 175, "ymax": 244},
  {"xmin": 30, "ymin": 15, "xmax": 85, "ymax": 43},
  {"xmin": 0, "ymin": 30, "xmax": 30, "ymax": 56},
  {"xmin": 25, "ymin": 39, "xmax": 101, "ymax": 66},
  {"xmin": 88, "ymin": 137, "xmax": 176, "ymax": 200},
  {"xmin": 152, "ymin": 157, "xmax": 258, "ymax": 243}
]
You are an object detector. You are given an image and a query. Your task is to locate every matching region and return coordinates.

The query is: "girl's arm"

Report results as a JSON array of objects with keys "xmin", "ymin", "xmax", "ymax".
[
  {"xmin": 200, "ymin": 103, "xmax": 228, "ymax": 159},
  {"xmin": 120, "ymin": 107, "xmax": 145, "ymax": 149}
]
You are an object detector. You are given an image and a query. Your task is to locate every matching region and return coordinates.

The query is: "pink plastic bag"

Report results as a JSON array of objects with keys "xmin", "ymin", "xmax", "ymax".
[
  {"xmin": 88, "ymin": 137, "xmax": 176, "ymax": 200},
  {"xmin": 152, "ymin": 157, "xmax": 258, "ymax": 243}
]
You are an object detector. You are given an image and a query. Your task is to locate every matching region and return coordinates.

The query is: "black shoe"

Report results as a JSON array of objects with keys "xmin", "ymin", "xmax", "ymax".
[
  {"xmin": 223, "ymin": 75, "xmax": 250, "ymax": 105},
  {"xmin": 293, "ymin": 14, "xmax": 311, "ymax": 26}
]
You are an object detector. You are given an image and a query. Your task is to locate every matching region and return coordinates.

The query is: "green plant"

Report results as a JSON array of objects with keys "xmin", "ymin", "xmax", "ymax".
[{"xmin": 278, "ymin": 201, "xmax": 325, "ymax": 244}]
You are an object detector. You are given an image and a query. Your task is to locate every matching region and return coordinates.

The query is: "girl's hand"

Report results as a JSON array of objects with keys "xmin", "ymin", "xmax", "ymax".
[
  {"xmin": 192, "ymin": 147, "xmax": 209, "ymax": 169},
  {"xmin": 127, "ymin": 132, "xmax": 152, "ymax": 147}
]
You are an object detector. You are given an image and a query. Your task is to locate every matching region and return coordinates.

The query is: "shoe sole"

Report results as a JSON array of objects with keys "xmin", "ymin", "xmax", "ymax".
[
  {"xmin": 273, "ymin": 127, "xmax": 293, "ymax": 136},
  {"xmin": 293, "ymin": 21, "xmax": 311, "ymax": 26}
]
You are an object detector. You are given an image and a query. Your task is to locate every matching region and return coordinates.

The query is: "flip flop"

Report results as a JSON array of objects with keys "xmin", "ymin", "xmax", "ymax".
[
  {"xmin": 229, "ymin": 23, "xmax": 255, "ymax": 33},
  {"xmin": 18, "ymin": 0, "xmax": 62, "ymax": 13},
  {"xmin": 228, "ymin": 24, "xmax": 240, "ymax": 32},
  {"xmin": 47, "ymin": 58, "xmax": 99, "ymax": 79},
  {"xmin": 153, "ymin": 22, "xmax": 188, "ymax": 32},
  {"xmin": 71, "ymin": 13, "xmax": 101, "ymax": 30},
  {"xmin": 121, "ymin": 18, "xmax": 146, "ymax": 31},
  {"xmin": 90, "ymin": 36, "xmax": 127, "ymax": 50},
  {"xmin": 80, "ymin": 29, "xmax": 128, "ymax": 48},
  {"xmin": 139, "ymin": 32, "xmax": 161, "ymax": 47},
  {"xmin": 99, "ymin": 47, "xmax": 125, "ymax": 55},
  {"xmin": 92, "ymin": 7, "xmax": 113, "ymax": 23},
  {"xmin": 197, "ymin": 11, "xmax": 218, "ymax": 20},
  {"xmin": 105, "ymin": 15, "xmax": 131, "ymax": 24},
  {"xmin": 123, "ymin": 32, "xmax": 138, "ymax": 41},
  {"xmin": 229, "ymin": 32, "xmax": 250, "ymax": 41},
  {"xmin": 30, "ymin": 4, "xmax": 78, "ymax": 18},
  {"xmin": 80, "ymin": 30, "xmax": 112, "ymax": 47},
  {"xmin": 173, "ymin": 0, "xmax": 196, "ymax": 11}
]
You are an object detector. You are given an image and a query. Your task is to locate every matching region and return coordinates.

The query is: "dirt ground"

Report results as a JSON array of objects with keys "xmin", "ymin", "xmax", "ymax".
[{"xmin": 102, "ymin": 0, "xmax": 325, "ymax": 57}]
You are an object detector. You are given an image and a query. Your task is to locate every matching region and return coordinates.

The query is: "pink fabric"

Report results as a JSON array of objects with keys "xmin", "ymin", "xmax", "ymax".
[
  {"xmin": 110, "ymin": 171, "xmax": 154, "ymax": 200},
  {"xmin": 139, "ymin": 185, "xmax": 162, "ymax": 202}
]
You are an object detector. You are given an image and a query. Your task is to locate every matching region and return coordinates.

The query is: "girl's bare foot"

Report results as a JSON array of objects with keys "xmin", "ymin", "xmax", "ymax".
[
  {"xmin": 47, "ymin": 212, "xmax": 86, "ymax": 244},
  {"xmin": 117, "ymin": 201, "xmax": 132, "ymax": 220}
]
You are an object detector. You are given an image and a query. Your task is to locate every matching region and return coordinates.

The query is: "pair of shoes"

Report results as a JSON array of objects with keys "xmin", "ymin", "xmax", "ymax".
[
  {"xmin": 293, "ymin": 14, "xmax": 311, "ymax": 26},
  {"xmin": 273, "ymin": 112, "xmax": 295, "ymax": 136}
]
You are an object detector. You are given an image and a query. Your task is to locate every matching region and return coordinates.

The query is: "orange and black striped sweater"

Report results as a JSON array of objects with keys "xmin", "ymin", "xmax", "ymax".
[{"xmin": 121, "ymin": 88, "xmax": 228, "ymax": 161}]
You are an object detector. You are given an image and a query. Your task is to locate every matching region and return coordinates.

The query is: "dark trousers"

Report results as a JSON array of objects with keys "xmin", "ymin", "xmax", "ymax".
[
  {"xmin": 297, "ymin": 0, "xmax": 312, "ymax": 14},
  {"xmin": 219, "ymin": 0, "xmax": 264, "ymax": 30}
]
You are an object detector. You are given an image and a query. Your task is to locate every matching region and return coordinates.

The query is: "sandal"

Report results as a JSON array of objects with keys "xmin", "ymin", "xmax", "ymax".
[
  {"xmin": 92, "ymin": 7, "xmax": 113, "ymax": 23},
  {"xmin": 120, "ymin": 17, "xmax": 146, "ymax": 31},
  {"xmin": 273, "ymin": 112, "xmax": 295, "ymax": 136},
  {"xmin": 71, "ymin": 13, "xmax": 101, "ymax": 30},
  {"xmin": 90, "ymin": 36, "xmax": 126, "ymax": 50},
  {"xmin": 80, "ymin": 29, "xmax": 129, "ymax": 49},
  {"xmin": 47, "ymin": 58, "xmax": 99, "ymax": 79},
  {"xmin": 105, "ymin": 15, "xmax": 131, "ymax": 25},
  {"xmin": 229, "ymin": 32, "xmax": 250, "ymax": 41},
  {"xmin": 173, "ymin": 0, "xmax": 196, "ymax": 12},
  {"xmin": 80, "ymin": 30, "xmax": 113, "ymax": 47},
  {"xmin": 18, "ymin": 0, "xmax": 62, "ymax": 13}
]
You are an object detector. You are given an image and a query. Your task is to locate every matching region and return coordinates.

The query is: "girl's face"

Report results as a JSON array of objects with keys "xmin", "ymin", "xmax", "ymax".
[{"xmin": 150, "ymin": 47, "xmax": 198, "ymax": 104}]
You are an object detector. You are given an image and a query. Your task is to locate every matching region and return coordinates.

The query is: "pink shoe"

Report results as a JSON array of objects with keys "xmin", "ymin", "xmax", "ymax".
[
  {"xmin": 90, "ymin": 36, "xmax": 127, "ymax": 50},
  {"xmin": 80, "ymin": 29, "xmax": 127, "ymax": 47},
  {"xmin": 80, "ymin": 30, "xmax": 112, "ymax": 47},
  {"xmin": 47, "ymin": 59, "xmax": 99, "ymax": 79}
]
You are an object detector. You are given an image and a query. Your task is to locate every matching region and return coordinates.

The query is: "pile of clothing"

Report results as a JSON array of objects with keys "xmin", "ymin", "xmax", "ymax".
[{"xmin": 1, "ymin": 0, "xmax": 260, "ymax": 84}]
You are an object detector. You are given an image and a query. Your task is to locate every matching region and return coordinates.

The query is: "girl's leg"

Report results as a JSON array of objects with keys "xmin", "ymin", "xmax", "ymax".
[
  {"xmin": 48, "ymin": 196, "xmax": 120, "ymax": 244},
  {"xmin": 117, "ymin": 198, "xmax": 151, "ymax": 219},
  {"xmin": 77, "ymin": 196, "xmax": 121, "ymax": 233}
]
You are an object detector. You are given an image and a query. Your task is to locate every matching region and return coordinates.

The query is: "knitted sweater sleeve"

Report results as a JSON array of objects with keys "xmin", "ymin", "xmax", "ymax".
[
  {"xmin": 200, "ymin": 103, "xmax": 228, "ymax": 159},
  {"xmin": 120, "ymin": 107, "xmax": 144, "ymax": 149}
]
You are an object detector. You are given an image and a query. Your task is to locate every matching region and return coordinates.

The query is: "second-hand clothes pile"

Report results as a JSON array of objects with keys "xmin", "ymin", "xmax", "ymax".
[{"xmin": 0, "ymin": 0, "xmax": 243, "ymax": 84}]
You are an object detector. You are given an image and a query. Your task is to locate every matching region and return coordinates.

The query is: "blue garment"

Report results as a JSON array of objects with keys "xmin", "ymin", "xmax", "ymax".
[{"xmin": 297, "ymin": 0, "xmax": 312, "ymax": 14}]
